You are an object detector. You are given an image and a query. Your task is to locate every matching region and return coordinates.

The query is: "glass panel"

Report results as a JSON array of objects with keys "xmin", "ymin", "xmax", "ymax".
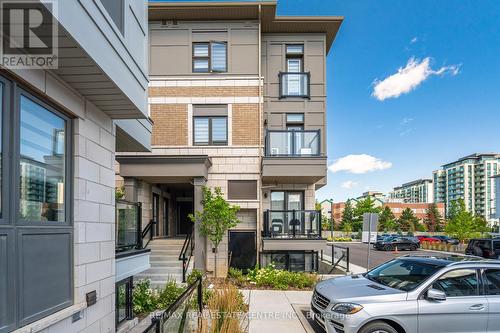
[
  {"xmin": 193, "ymin": 43, "xmax": 209, "ymax": 57},
  {"xmin": 484, "ymin": 269, "xmax": 500, "ymax": 295},
  {"xmin": 0, "ymin": 83, "xmax": 2, "ymax": 219},
  {"xmin": 287, "ymin": 59, "xmax": 301, "ymax": 73},
  {"xmin": 289, "ymin": 253, "xmax": 305, "ymax": 271},
  {"xmin": 117, "ymin": 283, "xmax": 127, "ymax": 323},
  {"xmin": 270, "ymin": 192, "xmax": 284, "ymax": 210},
  {"xmin": 193, "ymin": 59, "xmax": 209, "ymax": 72},
  {"xmin": 432, "ymin": 269, "xmax": 478, "ymax": 297},
  {"xmin": 294, "ymin": 131, "xmax": 320, "ymax": 156},
  {"xmin": 194, "ymin": 117, "xmax": 209, "ymax": 144},
  {"xmin": 116, "ymin": 202, "xmax": 139, "ymax": 251},
  {"xmin": 287, "ymin": 193, "xmax": 302, "ymax": 210},
  {"xmin": 267, "ymin": 131, "xmax": 292, "ymax": 156},
  {"xmin": 20, "ymin": 96, "xmax": 65, "ymax": 222},
  {"xmin": 286, "ymin": 113, "xmax": 304, "ymax": 123},
  {"xmin": 286, "ymin": 45, "xmax": 304, "ymax": 54},
  {"xmin": 211, "ymin": 42, "xmax": 227, "ymax": 72},
  {"xmin": 211, "ymin": 117, "xmax": 227, "ymax": 144}
]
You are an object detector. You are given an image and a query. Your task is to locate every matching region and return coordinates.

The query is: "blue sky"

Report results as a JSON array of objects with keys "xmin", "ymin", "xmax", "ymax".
[{"xmin": 274, "ymin": 0, "xmax": 500, "ymax": 202}]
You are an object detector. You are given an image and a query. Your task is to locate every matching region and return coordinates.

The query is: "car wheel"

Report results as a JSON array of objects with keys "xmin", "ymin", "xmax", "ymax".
[
  {"xmin": 383, "ymin": 244, "xmax": 393, "ymax": 251},
  {"xmin": 410, "ymin": 244, "xmax": 417, "ymax": 251},
  {"xmin": 359, "ymin": 321, "xmax": 399, "ymax": 333}
]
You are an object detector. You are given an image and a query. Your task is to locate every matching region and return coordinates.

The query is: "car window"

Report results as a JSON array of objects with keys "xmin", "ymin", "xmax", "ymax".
[
  {"xmin": 432, "ymin": 269, "xmax": 478, "ymax": 297},
  {"xmin": 494, "ymin": 241, "xmax": 500, "ymax": 250},
  {"xmin": 484, "ymin": 269, "xmax": 500, "ymax": 296},
  {"xmin": 477, "ymin": 240, "xmax": 492, "ymax": 250}
]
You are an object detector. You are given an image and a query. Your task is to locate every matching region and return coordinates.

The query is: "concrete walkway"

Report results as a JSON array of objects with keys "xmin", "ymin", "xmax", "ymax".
[{"xmin": 242, "ymin": 289, "xmax": 313, "ymax": 333}]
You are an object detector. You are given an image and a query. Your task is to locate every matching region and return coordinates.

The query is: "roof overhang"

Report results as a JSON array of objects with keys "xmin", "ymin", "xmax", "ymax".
[
  {"xmin": 148, "ymin": 1, "xmax": 343, "ymax": 53},
  {"xmin": 116, "ymin": 155, "xmax": 212, "ymax": 183}
]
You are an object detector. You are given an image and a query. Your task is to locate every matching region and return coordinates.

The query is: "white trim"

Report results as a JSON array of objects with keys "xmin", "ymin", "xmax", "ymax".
[
  {"xmin": 149, "ymin": 78, "xmax": 262, "ymax": 87},
  {"xmin": 149, "ymin": 96, "xmax": 262, "ymax": 104}
]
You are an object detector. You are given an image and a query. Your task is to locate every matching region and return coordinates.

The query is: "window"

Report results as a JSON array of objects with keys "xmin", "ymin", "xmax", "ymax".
[
  {"xmin": 432, "ymin": 269, "xmax": 479, "ymax": 297},
  {"xmin": 494, "ymin": 241, "xmax": 500, "ymax": 250},
  {"xmin": 20, "ymin": 96, "xmax": 66, "ymax": 222},
  {"xmin": 0, "ymin": 78, "xmax": 72, "ymax": 331},
  {"xmin": 286, "ymin": 113, "xmax": 304, "ymax": 131},
  {"xmin": 193, "ymin": 116, "xmax": 227, "ymax": 145},
  {"xmin": 192, "ymin": 42, "xmax": 227, "ymax": 73},
  {"xmin": 228, "ymin": 180, "xmax": 257, "ymax": 200},
  {"xmin": 100, "ymin": 0, "xmax": 124, "ymax": 34},
  {"xmin": 484, "ymin": 269, "xmax": 500, "ymax": 296}
]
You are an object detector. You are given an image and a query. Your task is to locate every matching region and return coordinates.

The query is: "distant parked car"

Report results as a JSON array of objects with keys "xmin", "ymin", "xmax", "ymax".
[
  {"xmin": 433, "ymin": 235, "xmax": 459, "ymax": 245},
  {"xmin": 465, "ymin": 238, "xmax": 500, "ymax": 259},
  {"xmin": 417, "ymin": 236, "xmax": 441, "ymax": 243},
  {"xmin": 374, "ymin": 237, "xmax": 419, "ymax": 251}
]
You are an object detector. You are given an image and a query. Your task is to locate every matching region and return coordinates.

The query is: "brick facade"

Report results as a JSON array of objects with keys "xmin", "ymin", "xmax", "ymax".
[
  {"xmin": 151, "ymin": 104, "xmax": 188, "ymax": 146},
  {"xmin": 149, "ymin": 86, "xmax": 259, "ymax": 97},
  {"xmin": 232, "ymin": 104, "xmax": 260, "ymax": 146}
]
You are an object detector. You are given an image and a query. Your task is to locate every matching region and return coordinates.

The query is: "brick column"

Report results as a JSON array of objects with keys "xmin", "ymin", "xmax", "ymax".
[{"xmin": 193, "ymin": 177, "xmax": 207, "ymax": 271}]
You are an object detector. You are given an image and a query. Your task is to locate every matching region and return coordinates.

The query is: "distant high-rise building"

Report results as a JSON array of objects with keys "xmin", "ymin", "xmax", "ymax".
[
  {"xmin": 433, "ymin": 153, "xmax": 500, "ymax": 223},
  {"xmin": 390, "ymin": 179, "xmax": 434, "ymax": 203}
]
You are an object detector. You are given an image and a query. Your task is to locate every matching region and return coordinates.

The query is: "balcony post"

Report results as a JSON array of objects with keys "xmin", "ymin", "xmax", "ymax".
[
  {"xmin": 292, "ymin": 209, "xmax": 296, "ymax": 238},
  {"xmin": 136, "ymin": 202, "xmax": 142, "ymax": 249}
]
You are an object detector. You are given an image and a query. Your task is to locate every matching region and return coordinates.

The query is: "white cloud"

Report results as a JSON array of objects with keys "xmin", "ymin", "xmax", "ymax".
[
  {"xmin": 372, "ymin": 57, "xmax": 460, "ymax": 101},
  {"xmin": 400, "ymin": 117, "xmax": 414, "ymax": 125},
  {"xmin": 410, "ymin": 37, "xmax": 418, "ymax": 44},
  {"xmin": 329, "ymin": 154, "xmax": 392, "ymax": 174},
  {"xmin": 341, "ymin": 181, "xmax": 358, "ymax": 189}
]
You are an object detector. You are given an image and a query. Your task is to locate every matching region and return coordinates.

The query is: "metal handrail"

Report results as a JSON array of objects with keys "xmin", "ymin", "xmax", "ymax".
[
  {"xmin": 263, "ymin": 209, "xmax": 322, "ymax": 238},
  {"xmin": 143, "ymin": 276, "xmax": 203, "ymax": 333},
  {"xmin": 178, "ymin": 226, "xmax": 194, "ymax": 283},
  {"xmin": 140, "ymin": 219, "xmax": 156, "ymax": 249}
]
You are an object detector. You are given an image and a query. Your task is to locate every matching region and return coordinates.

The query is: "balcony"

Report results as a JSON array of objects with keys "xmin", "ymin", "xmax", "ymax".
[
  {"xmin": 115, "ymin": 200, "xmax": 150, "ymax": 282},
  {"xmin": 279, "ymin": 72, "xmax": 310, "ymax": 98},
  {"xmin": 262, "ymin": 130, "xmax": 326, "ymax": 185},
  {"xmin": 262, "ymin": 210, "xmax": 325, "ymax": 251}
]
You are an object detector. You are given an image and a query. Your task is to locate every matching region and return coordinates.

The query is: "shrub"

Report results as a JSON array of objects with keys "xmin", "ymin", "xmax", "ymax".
[
  {"xmin": 186, "ymin": 268, "xmax": 203, "ymax": 285},
  {"xmin": 156, "ymin": 280, "xmax": 185, "ymax": 309},
  {"xmin": 203, "ymin": 283, "xmax": 247, "ymax": 333},
  {"xmin": 228, "ymin": 267, "xmax": 247, "ymax": 286},
  {"xmin": 246, "ymin": 263, "xmax": 318, "ymax": 290},
  {"xmin": 132, "ymin": 279, "xmax": 185, "ymax": 316}
]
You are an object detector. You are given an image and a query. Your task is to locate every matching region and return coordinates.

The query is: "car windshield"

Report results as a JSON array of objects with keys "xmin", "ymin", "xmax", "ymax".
[{"xmin": 365, "ymin": 259, "xmax": 443, "ymax": 291}]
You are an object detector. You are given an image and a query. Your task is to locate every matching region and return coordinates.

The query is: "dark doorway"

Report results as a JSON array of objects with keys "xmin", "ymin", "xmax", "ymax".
[
  {"xmin": 229, "ymin": 231, "xmax": 256, "ymax": 270},
  {"xmin": 153, "ymin": 193, "xmax": 160, "ymax": 236},
  {"xmin": 163, "ymin": 199, "xmax": 169, "ymax": 237},
  {"xmin": 177, "ymin": 201, "xmax": 193, "ymax": 235}
]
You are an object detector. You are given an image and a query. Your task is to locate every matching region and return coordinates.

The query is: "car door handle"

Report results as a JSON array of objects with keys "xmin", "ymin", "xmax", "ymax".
[{"xmin": 469, "ymin": 304, "xmax": 485, "ymax": 311}]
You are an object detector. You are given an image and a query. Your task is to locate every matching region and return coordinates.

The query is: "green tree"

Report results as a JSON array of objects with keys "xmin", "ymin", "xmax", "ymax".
[
  {"xmin": 353, "ymin": 197, "xmax": 382, "ymax": 231},
  {"xmin": 378, "ymin": 206, "xmax": 397, "ymax": 232},
  {"xmin": 189, "ymin": 186, "xmax": 240, "ymax": 277},
  {"xmin": 339, "ymin": 200, "xmax": 355, "ymax": 233},
  {"xmin": 424, "ymin": 203, "xmax": 444, "ymax": 232},
  {"xmin": 397, "ymin": 208, "xmax": 419, "ymax": 232},
  {"xmin": 445, "ymin": 199, "xmax": 488, "ymax": 243}
]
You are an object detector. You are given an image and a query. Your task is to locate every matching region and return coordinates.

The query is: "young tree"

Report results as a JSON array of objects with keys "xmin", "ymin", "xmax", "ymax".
[
  {"xmin": 189, "ymin": 186, "xmax": 240, "ymax": 277},
  {"xmin": 445, "ymin": 199, "xmax": 488, "ymax": 243},
  {"xmin": 397, "ymin": 208, "xmax": 419, "ymax": 232},
  {"xmin": 353, "ymin": 197, "xmax": 382, "ymax": 231},
  {"xmin": 378, "ymin": 206, "xmax": 397, "ymax": 232},
  {"xmin": 339, "ymin": 200, "xmax": 355, "ymax": 233},
  {"xmin": 424, "ymin": 203, "xmax": 444, "ymax": 232}
]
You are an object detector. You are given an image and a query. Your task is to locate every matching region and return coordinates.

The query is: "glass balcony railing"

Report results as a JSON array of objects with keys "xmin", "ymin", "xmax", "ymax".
[
  {"xmin": 279, "ymin": 72, "xmax": 310, "ymax": 98},
  {"xmin": 263, "ymin": 210, "xmax": 322, "ymax": 239},
  {"xmin": 115, "ymin": 200, "xmax": 142, "ymax": 252},
  {"xmin": 265, "ymin": 130, "xmax": 320, "ymax": 157}
]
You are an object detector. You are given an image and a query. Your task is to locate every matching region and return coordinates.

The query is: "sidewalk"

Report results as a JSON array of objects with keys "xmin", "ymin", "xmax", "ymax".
[{"xmin": 242, "ymin": 289, "xmax": 313, "ymax": 333}]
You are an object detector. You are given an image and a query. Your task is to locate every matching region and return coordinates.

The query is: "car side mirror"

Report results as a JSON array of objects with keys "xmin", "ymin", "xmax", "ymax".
[{"xmin": 426, "ymin": 288, "xmax": 446, "ymax": 301}]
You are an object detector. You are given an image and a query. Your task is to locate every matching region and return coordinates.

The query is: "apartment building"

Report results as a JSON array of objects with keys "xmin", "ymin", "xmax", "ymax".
[
  {"xmin": 0, "ymin": 1, "xmax": 151, "ymax": 333},
  {"xmin": 390, "ymin": 179, "xmax": 434, "ymax": 203},
  {"xmin": 433, "ymin": 153, "xmax": 500, "ymax": 224},
  {"xmin": 115, "ymin": 0, "xmax": 342, "ymax": 278}
]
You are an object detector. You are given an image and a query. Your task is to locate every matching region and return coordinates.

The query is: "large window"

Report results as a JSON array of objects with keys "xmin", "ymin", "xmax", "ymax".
[
  {"xmin": 0, "ymin": 76, "xmax": 72, "ymax": 332},
  {"xmin": 192, "ymin": 42, "xmax": 227, "ymax": 73},
  {"xmin": 193, "ymin": 116, "xmax": 227, "ymax": 146}
]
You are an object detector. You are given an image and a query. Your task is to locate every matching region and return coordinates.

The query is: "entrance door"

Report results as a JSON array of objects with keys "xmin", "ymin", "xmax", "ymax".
[
  {"xmin": 229, "ymin": 231, "xmax": 256, "ymax": 270},
  {"xmin": 177, "ymin": 201, "xmax": 193, "ymax": 236},
  {"xmin": 152, "ymin": 193, "xmax": 160, "ymax": 236}
]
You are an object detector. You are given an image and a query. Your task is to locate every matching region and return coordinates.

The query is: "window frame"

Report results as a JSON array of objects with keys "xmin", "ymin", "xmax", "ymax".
[
  {"xmin": 192, "ymin": 41, "xmax": 228, "ymax": 73},
  {"xmin": 14, "ymin": 88, "xmax": 72, "ymax": 227},
  {"xmin": 429, "ymin": 268, "xmax": 481, "ymax": 298},
  {"xmin": 0, "ymin": 75, "xmax": 11, "ymax": 225},
  {"xmin": 193, "ymin": 115, "xmax": 228, "ymax": 146},
  {"xmin": 115, "ymin": 277, "xmax": 133, "ymax": 326}
]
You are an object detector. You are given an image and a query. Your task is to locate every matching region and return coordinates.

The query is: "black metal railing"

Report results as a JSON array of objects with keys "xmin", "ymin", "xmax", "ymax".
[
  {"xmin": 142, "ymin": 276, "xmax": 203, "ymax": 333},
  {"xmin": 321, "ymin": 244, "xmax": 350, "ymax": 274},
  {"xmin": 116, "ymin": 200, "xmax": 142, "ymax": 252},
  {"xmin": 279, "ymin": 72, "xmax": 310, "ymax": 98},
  {"xmin": 263, "ymin": 209, "xmax": 322, "ymax": 238},
  {"xmin": 265, "ymin": 130, "xmax": 321, "ymax": 157},
  {"xmin": 140, "ymin": 219, "xmax": 156, "ymax": 249},
  {"xmin": 178, "ymin": 226, "xmax": 194, "ymax": 283}
]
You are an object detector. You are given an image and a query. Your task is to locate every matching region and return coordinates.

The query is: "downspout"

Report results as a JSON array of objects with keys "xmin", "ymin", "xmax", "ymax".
[{"xmin": 258, "ymin": 4, "xmax": 263, "ymax": 267}]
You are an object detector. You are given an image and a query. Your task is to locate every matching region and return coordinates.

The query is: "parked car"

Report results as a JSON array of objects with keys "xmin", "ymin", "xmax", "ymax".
[
  {"xmin": 465, "ymin": 238, "xmax": 500, "ymax": 259},
  {"xmin": 417, "ymin": 235, "xmax": 441, "ymax": 243},
  {"xmin": 374, "ymin": 236, "xmax": 419, "ymax": 251},
  {"xmin": 433, "ymin": 235, "xmax": 460, "ymax": 245},
  {"xmin": 310, "ymin": 256, "xmax": 500, "ymax": 333}
]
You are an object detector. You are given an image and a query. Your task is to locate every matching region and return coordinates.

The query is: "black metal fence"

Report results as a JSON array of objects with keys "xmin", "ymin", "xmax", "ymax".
[
  {"xmin": 321, "ymin": 244, "xmax": 350, "ymax": 273},
  {"xmin": 142, "ymin": 276, "xmax": 203, "ymax": 333}
]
